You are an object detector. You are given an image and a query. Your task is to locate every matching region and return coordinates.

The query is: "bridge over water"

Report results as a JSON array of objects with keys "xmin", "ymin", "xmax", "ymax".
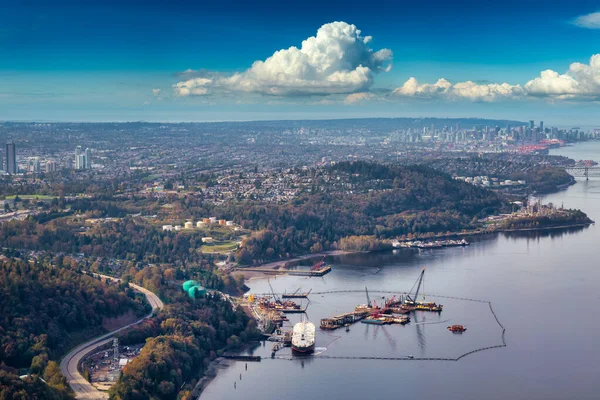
[{"xmin": 565, "ymin": 166, "xmax": 600, "ymax": 180}]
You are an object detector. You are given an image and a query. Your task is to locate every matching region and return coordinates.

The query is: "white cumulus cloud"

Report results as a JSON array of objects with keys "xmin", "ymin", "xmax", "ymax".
[
  {"xmin": 392, "ymin": 54, "xmax": 600, "ymax": 102},
  {"xmin": 174, "ymin": 22, "xmax": 392, "ymax": 97},
  {"xmin": 524, "ymin": 54, "xmax": 600, "ymax": 99},
  {"xmin": 152, "ymin": 88, "xmax": 161, "ymax": 96},
  {"xmin": 393, "ymin": 77, "xmax": 522, "ymax": 102},
  {"xmin": 572, "ymin": 11, "xmax": 600, "ymax": 29},
  {"xmin": 344, "ymin": 92, "xmax": 375, "ymax": 104}
]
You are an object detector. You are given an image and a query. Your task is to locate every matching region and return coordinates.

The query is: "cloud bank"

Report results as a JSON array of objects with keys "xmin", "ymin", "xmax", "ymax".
[
  {"xmin": 572, "ymin": 11, "xmax": 600, "ymax": 29},
  {"xmin": 394, "ymin": 54, "xmax": 600, "ymax": 102},
  {"xmin": 175, "ymin": 22, "xmax": 392, "ymax": 97},
  {"xmin": 393, "ymin": 78, "xmax": 523, "ymax": 102}
]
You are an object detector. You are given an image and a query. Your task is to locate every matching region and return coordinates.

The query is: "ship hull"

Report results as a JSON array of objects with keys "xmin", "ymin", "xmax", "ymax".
[
  {"xmin": 291, "ymin": 321, "xmax": 316, "ymax": 355},
  {"xmin": 291, "ymin": 343, "xmax": 315, "ymax": 353}
]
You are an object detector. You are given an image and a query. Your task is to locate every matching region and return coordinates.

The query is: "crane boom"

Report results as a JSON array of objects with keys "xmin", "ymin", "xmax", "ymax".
[
  {"xmin": 268, "ymin": 280, "xmax": 279, "ymax": 303},
  {"xmin": 413, "ymin": 269, "xmax": 425, "ymax": 303},
  {"xmin": 365, "ymin": 286, "xmax": 372, "ymax": 308}
]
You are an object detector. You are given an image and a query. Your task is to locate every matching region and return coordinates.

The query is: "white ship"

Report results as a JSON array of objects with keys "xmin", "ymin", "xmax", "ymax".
[{"xmin": 291, "ymin": 320, "xmax": 315, "ymax": 353}]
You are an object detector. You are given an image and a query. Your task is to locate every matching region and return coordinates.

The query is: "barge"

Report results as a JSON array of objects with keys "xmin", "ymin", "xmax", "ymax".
[
  {"xmin": 403, "ymin": 268, "xmax": 443, "ymax": 313},
  {"xmin": 282, "ymin": 288, "xmax": 312, "ymax": 299},
  {"xmin": 320, "ymin": 310, "xmax": 370, "ymax": 330},
  {"xmin": 361, "ymin": 315, "xmax": 410, "ymax": 325},
  {"xmin": 393, "ymin": 239, "xmax": 469, "ymax": 249}
]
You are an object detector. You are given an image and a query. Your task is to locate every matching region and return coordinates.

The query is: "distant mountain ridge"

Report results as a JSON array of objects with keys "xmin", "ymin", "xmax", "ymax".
[{"xmin": 1, "ymin": 117, "xmax": 527, "ymax": 130}]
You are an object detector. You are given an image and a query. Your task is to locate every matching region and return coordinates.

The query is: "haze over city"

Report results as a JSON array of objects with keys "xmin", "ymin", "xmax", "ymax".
[{"xmin": 1, "ymin": 2, "xmax": 600, "ymax": 400}]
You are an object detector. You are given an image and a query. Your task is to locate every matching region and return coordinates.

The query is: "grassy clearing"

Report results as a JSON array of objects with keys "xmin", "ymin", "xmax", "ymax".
[
  {"xmin": 5, "ymin": 194, "xmax": 57, "ymax": 200},
  {"xmin": 199, "ymin": 241, "xmax": 239, "ymax": 254}
]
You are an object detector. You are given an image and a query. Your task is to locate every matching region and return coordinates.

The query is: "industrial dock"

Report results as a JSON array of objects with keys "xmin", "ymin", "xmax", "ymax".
[
  {"xmin": 393, "ymin": 239, "xmax": 469, "ymax": 249},
  {"xmin": 319, "ymin": 269, "xmax": 442, "ymax": 331},
  {"xmin": 239, "ymin": 267, "xmax": 449, "ymax": 363}
]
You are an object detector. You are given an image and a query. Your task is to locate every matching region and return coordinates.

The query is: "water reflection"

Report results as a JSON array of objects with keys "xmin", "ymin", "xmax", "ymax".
[
  {"xmin": 413, "ymin": 313, "xmax": 427, "ymax": 351},
  {"xmin": 502, "ymin": 225, "xmax": 587, "ymax": 241},
  {"xmin": 379, "ymin": 326, "xmax": 398, "ymax": 349}
]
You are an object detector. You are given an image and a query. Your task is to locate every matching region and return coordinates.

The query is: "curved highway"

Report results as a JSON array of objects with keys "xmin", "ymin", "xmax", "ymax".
[{"xmin": 60, "ymin": 274, "xmax": 164, "ymax": 399}]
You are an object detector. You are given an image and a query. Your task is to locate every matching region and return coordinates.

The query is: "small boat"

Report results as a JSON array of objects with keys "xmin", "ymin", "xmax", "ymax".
[{"xmin": 447, "ymin": 324, "xmax": 467, "ymax": 333}]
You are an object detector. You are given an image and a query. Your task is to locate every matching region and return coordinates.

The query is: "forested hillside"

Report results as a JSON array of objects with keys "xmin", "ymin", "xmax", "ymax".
[
  {"xmin": 109, "ymin": 285, "xmax": 261, "ymax": 400},
  {"xmin": 0, "ymin": 258, "xmax": 148, "ymax": 399},
  {"xmin": 228, "ymin": 163, "xmax": 507, "ymax": 263}
]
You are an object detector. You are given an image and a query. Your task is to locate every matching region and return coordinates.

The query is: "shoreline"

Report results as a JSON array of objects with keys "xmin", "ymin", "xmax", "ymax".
[
  {"xmin": 231, "ymin": 221, "xmax": 593, "ymax": 281},
  {"xmin": 192, "ymin": 357, "xmax": 233, "ymax": 399},
  {"xmin": 194, "ymin": 342, "xmax": 262, "ymax": 398},
  {"xmin": 393, "ymin": 220, "xmax": 593, "ymax": 242},
  {"xmin": 233, "ymin": 249, "xmax": 359, "ymax": 280}
]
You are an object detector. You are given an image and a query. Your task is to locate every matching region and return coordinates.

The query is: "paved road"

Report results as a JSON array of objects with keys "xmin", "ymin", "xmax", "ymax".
[{"xmin": 60, "ymin": 274, "xmax": 164, "ymax": 399}]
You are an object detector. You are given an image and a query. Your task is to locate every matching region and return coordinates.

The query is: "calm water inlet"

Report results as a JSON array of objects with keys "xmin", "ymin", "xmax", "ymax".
[{"xmin": 201, "ymin": 143, "xmax": 600, "ymax": 400}]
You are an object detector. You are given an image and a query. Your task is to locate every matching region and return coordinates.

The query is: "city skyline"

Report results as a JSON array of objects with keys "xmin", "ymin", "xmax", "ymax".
[{"xmin": 1, "ymin": 0, "xmax": 599, "ymax": 125}]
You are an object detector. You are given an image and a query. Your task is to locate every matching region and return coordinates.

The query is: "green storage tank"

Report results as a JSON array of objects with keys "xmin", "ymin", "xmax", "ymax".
[
  {"xmin": 182, "ymin": 280, "xmax": 198, "ymax": 292},
  {"xmin": 187, "ymin": 285, "xmax": 206, "ymax": 298}
]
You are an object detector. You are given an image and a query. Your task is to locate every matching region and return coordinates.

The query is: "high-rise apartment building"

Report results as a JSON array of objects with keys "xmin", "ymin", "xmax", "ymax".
[
  {"xmin": 74, "ymin": 145, "xmax": 92, "ymax": 170},
  {"xmin": 85, "ymin": 148, "xmax": 92, "ymax": 169},
  {"xmin": 46, "ymin": 160, "xmax": 57, "ymax": 173},
  {"xmin": 75, "ymin": 145, "xmax": 84, "ymax": 169},
  {"xmin": 6, "ymin": 142, "xmax": 17, "ymax": 174},
  {"xmin": 76, "ymin": 154, "xmax": 86, "ymax": 170}
]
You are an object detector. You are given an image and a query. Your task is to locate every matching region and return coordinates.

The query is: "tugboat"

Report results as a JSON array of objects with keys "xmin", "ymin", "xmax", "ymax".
[
  {"xmin": 291, "ymin": 319, "xmax": 316, "ymax": 354},
  {"xmin": 447, "ymin": 324, "xmax": 467, "ymax": 333}
]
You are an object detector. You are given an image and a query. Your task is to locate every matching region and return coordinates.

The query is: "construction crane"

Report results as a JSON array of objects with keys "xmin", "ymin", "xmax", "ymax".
[
  {"xmin": 385, "ymin": 295, "xmax": 396, "ymax": 308},
  {"xmin": 406, "ymin": 268, "xmax": 426, "ymax": 304},
  {"xmin": 268, "ymin": 280, "xmax": 280, "ymax": 304},
  {"xmin": 310, "ymin": 256, "xmax": 326, "ymax": 271},
  {"xmin": 365, "ymin": 286, "xmax": 372, "ymax": 308}
]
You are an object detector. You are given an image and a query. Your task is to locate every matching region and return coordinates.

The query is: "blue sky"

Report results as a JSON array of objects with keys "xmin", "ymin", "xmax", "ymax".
[{"xmin": 1, "ymin": 0, "xmax": 599, "ymax": 125}]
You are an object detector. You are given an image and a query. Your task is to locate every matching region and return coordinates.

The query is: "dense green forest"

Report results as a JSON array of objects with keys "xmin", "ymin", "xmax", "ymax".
[
  {"xmin": 506, "ymin": 166, "xmax": 574, "ymax": 193},
  {"xmin": 501, "ymin": 209, "xmax": 592, "ymax": 230},
  {"xmin": 0, "ymin": 365, "xmax": 72, "ymax": 400},
  {"xmin": 0, "ymin": 257, "xmax": 149, "ymax": 399},
  {"xmin": 0, "ymin": 217, "xmax": 209, "ymax": 264}
]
